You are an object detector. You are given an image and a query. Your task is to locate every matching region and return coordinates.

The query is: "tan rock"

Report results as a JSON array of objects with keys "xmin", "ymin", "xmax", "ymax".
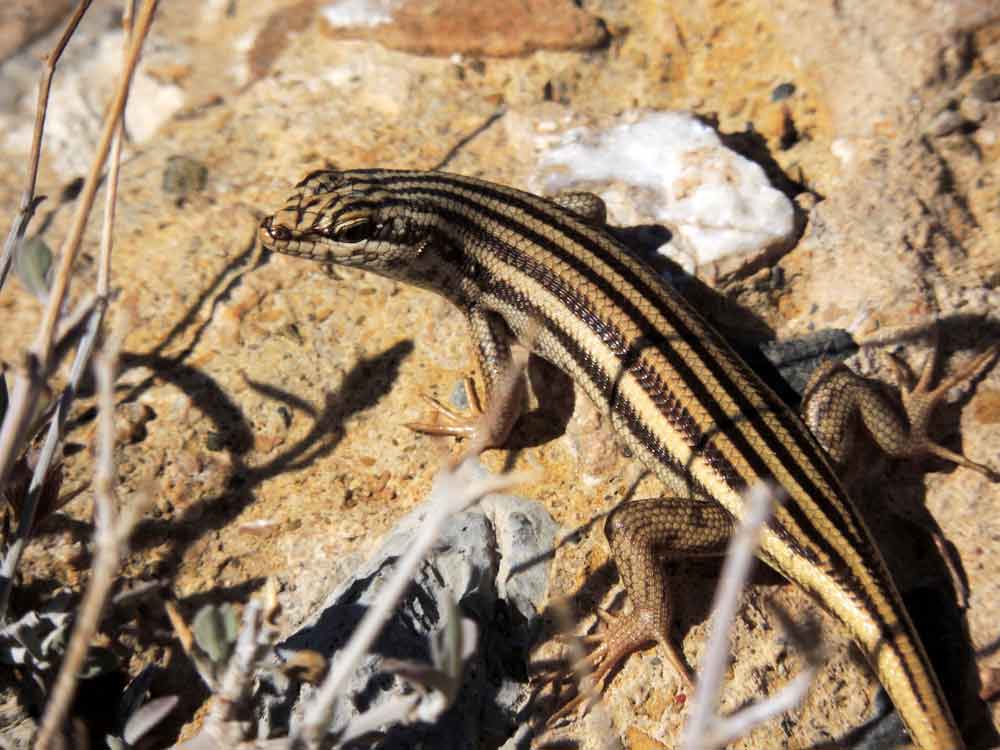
[{"xmin": 319, "ymin": 0, "xmax": 609, "ymax": 58}]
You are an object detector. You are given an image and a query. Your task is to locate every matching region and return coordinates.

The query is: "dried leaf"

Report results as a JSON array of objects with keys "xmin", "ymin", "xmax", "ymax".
[
  {"xmin": 381, "ymin": 593, "xmax": 478, "ymax": 711},
  {"xmin": 164, "ymin": 601, "xmax": 193, "ymax": 653},
  {"xmin": 117, "ymin": 664, "xmax": 158, "ymax": 729},
  {"xmin": 0, "ymin": 609, "xmax": 71, "ymax": 669}
]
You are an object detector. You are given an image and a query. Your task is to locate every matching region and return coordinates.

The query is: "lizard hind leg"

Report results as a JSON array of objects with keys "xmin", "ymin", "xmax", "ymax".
[
  {"xmin": 540, "ymin": 497, "xmax": 733, "ymax": 726},
  {"xmin": 801, "ymin": 335, "xmax": 998, "ymax": 479}
]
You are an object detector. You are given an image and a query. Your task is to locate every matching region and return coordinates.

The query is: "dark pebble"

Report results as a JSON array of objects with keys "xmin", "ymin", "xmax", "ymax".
[
  {"xmin": 771, "ymin": 82, "xmax": 796, "ymax": 101},
  {"xmin": 163, "ymin": 155, "xmax": 208, "ymax": 197}
]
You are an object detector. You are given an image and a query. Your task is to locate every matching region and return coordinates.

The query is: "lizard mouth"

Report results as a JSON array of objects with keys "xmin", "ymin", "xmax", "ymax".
[{"xmin": 259, "ymin": 214, "xmax": 318, "ymax": 258}]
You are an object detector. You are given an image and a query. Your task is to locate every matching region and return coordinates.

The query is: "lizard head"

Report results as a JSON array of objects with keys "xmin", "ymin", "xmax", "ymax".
[{"xmin": 259, "ymin": 169, "xmax": 433, "ymax": 275}]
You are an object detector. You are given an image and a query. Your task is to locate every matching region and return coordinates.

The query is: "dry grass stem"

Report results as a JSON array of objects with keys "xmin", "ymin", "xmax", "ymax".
[
  {"xmin": 0, "ymin": 0, "xmax": 157, "ymax": 500},
  {"xmin": 0, "ymin": 0, "xmax": 93, "ymax": 293},
  {"xmin": 34, "ymin": 0, "xmax": 156, "ymax": 364},
  {"xmin": 35, "ymin": 327, "xmax": 151, "ymax": 750},
  {"xmin": 0, "ymin": 0, "xmax": 150, "ymax": 623}
]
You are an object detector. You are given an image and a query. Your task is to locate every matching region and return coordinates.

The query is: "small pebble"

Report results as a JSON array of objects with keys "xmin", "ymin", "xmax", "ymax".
[
  {"xmin": 163, "ymin": 155, "xmax": 208, "ymax": 200},
  {"xmin": 771, "ymin": 82, "xmax": 796, "ymax": 102},
  {"xmin": 970, "ymin": 73, "xmax": 1000, "ymax": 102},
  {"xmin": 451, "ymin": 380, "xmax": 470, "ymax": 409}
]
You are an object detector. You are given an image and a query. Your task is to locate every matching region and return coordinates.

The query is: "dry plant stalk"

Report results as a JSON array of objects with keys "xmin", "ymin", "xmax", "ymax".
[
  {"xmin": 0, "ymin": 0, "xmax": 158, "ymax": 624},
  {"xmin": 0, "ymin": 0, "xmax": 156, "ymax": 499},
  {"xmin": 0, "ymin": 0, "xmax": 93, "ymax": 292},
  {"xmin": 35, "ymin": 322, "xmax": 152, "ymax": 750},
  {"xmin": 0, "ymin": 0, "xmax": 161, "ymax": 745}
]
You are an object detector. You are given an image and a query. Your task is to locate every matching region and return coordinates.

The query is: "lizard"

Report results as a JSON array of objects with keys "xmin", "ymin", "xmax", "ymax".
[{"xmin": 259, "ymin": 167, "xmax": 997, "ymax": 750}]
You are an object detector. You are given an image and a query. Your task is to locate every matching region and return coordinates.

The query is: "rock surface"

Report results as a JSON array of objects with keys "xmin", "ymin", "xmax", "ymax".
[
  {"xmin": 257, "ymin": 462, "xmax": 558, "ymax": 748},
  {"xmin": 0, "ymin": 0, "xmax": 997, "ymax": 748}
]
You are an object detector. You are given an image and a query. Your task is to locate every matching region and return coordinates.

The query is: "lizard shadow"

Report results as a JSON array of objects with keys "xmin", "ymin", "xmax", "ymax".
[
  {"xmin": 504, "ymin": 356, "xmax": 576, "ymax": 451},
  {"xmin": 43, "ymin": 230, "xmax": 415, "ymax": 638},
  {"xmin": 17, "ymin": 238, "xmax": 266, "ymax": 608},
  {"xmin": 832, "ymin": 313, "xmax": 1000, "ymax": 750},
  {"xmin": 64, "ymin": 282, "xmax": 412, "ymax": 743},
  {"xmin": 123, "ymin": 338, "xmax": 413, "ymax": 578}
]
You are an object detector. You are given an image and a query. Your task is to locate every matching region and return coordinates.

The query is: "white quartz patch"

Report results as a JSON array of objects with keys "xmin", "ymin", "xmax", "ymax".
[
  {"xmin": 321, "ymin": 0, "xmax": 400, "ymax": 27},
  {"xmin": 541, "ymin": 112, "xmax": 795, "ymax": 270}
]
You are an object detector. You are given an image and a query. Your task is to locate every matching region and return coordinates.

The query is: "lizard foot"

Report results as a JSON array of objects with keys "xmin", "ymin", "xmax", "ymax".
[
  {"xmin": 884, "ymin": 336, "xmax": 998, "ymax": 479},
  {"xmin": 405, "ymin": 367, "xmax": 526, "ymax": 452},
  {"xmin": 533, "ymin": 607, "xmax": 692, "ymax": 728}
]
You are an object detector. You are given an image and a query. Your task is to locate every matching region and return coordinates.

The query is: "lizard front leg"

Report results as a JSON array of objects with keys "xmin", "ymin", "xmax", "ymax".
[{"xmin": 406, "ymin": 305, "xmax": 527, "ymax": 451}]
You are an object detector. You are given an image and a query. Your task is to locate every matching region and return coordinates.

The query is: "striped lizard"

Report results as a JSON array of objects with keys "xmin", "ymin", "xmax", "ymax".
[{"xmin": 259, "ymin": 168, "xmax": 996, "ymax": 749}]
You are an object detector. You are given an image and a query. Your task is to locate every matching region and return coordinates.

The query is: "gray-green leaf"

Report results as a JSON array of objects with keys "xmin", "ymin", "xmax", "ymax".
[
  {"xmin": 192, "ymin": 604, "xmax": 238, "ymax": 664},
  {"xmin": 14, "ymin": 236, "xmax": 53, "ymax": 301}
]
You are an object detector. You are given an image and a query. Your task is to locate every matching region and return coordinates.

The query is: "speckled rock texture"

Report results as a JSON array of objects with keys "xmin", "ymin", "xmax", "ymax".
[{"xmin": 0, "ymin": 1, "xmax": 998, "ymax": 748}]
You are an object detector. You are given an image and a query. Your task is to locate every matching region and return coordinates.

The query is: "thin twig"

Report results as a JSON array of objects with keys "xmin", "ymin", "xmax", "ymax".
[
  {"xmin": 34, "ymin": 0, "xmax": 156, "ymax": 367},
  {"xmin": 0, "ymin": 0, "xmax": 93, "ymax": 294},
  {"xmin": 707, "ymin": 668, "xmax": 816, "ymax": 747},
  {"xmin": 431, "ymin": 105, "xmax": 507, "ymax": 172},
  {"xmin": 679, "ymin": 482, "xmax": 819, "ymax": 750},
  {"xmin": 98, "ymin": 0, "xmax": 130, "ymax": 301},
  {"xmin": 680, "ymin": 482, "xmax": 778, "ymax": 750}
]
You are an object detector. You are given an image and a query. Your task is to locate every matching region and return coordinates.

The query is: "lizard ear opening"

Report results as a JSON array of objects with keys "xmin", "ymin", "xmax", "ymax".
[{"xmin": 334, "ymin": 218, "xmax": 374, "ymax": 244}]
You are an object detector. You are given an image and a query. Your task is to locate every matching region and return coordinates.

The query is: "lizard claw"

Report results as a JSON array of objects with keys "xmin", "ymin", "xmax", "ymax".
[
  {"xmin": 404, "ymin": 377, "xmax": 485, "ymax": 439},
  {"xmin": 884, "ymin": 340, "xmax": 999, "ymax": 479}
]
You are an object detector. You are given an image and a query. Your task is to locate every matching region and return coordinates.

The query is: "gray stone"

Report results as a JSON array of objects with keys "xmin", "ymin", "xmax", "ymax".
[{"xmin": 256, "ymin": 463, "xmax": 558, "ymax": 748}]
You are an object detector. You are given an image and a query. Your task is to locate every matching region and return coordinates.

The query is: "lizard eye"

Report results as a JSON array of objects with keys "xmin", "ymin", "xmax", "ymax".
[
  {"xmin": 266, "ymin": 223, "xmax": 292, "ymax": 242},
  {"xmin": 334, "ymin": 218, "xmax": 374, "ymax": 244}
]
